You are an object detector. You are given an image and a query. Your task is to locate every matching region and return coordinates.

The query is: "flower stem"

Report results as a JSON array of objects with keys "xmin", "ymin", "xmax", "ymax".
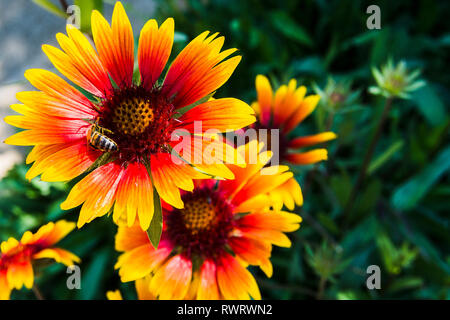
[
  {"xmin": 32, "ymin": 284, "xmax": 45, "ymax": 300},
  {"xmin": 325, "ymin": 110, "xmax": 335, "ymax": 132},
  {"xmin": 316, "ymin": 276, "xmax": 327, "ymax": 300},
  {"xmin": 342, "ymin": 97, "xmax": 393, "ymax": 226}
]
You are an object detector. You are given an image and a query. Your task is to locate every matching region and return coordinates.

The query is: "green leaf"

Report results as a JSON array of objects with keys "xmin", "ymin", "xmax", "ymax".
[
  {"xmin": 78, "ymin": 248, "xmax": 109, "ymax": 300},
  {"xmin": 368, "ymin": 140, "xmax": 404, "ymax": 175},
  {"xmin": 353, "ymin": 179, "xmax": 382, "ymax": 222},
  {"xmin": 147, "ymin": 189, "xmax": 163, "ymax": 249},
  {"xmin": 387, "ymin": 277, "xmax": 424, "ymax": 293},
  {"xmin": 270, "ymin": 11, "xmax": 313, "ymax": 47},
  {"xmin": 392, "ymin": 145, "xmax": 450, "ymax": 210},
  {"xmin": 411, "ymin": 85, "xmax": 447, "ymax": 126},
  {"xmin": 74, "ymin": 0, "xmax": 103, "ymax": 33},
  {"xmin": 317, "ymin": 212, "xmax": 340, "ymax": 235},
  {"xmin": 401, "ymin": 225, "xmax": 450, "ymax": 274},
  {"xmin": 176, "ymin": 93, "xmax": 214, "ymax": 115},
  {"xmin": 330, "ymin": 172, "xmax": 352, "ymax": 207},
  {"xmin": 32, "ymin": 0, "xmax": 67, "ymax": 18}
]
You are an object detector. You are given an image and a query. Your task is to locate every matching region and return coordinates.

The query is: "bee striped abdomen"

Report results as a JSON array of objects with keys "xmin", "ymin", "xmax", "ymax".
[{"xmin": 87, "ymin": 124, "xmax": 118, "ymax": 152}]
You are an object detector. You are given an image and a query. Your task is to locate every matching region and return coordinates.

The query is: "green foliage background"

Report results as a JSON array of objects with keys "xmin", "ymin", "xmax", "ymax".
[{"xmin": 1, "ymin": 0, "xmax": 449, "ymax": 299}]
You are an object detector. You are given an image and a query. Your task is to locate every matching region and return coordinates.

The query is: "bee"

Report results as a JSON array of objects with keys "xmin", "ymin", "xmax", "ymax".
[{"xmin": 86, "ymin": 123, "xmax": 118, "ymax": 152}]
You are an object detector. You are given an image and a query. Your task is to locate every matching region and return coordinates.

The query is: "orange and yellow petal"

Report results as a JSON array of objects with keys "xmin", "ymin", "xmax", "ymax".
[
  {"xmin": 49, "ymin": 24, "xmax": 113, "ymax": 97},
  {"xmin": 42, "ymin": 43, "xmax": 109, "ymax": 98},
  {"xmin": 149, "ymin": 254, "xmax": 192, "ymax": 300},
  {"xmin": 138, "ymin": 18, "xmax": 174, "ymax": 89},
  {"xmin": 172, "ymin": 135, "xmax": 243, "ymax": 179},
  {"xmin": 272, "ymin": 80, "xmax": 307, "ymax": 128},
  {"xmin": 60, "ymin": 162, "xmax": 123, "ymax": 228},
  {"xmin": 235, "ymin": 211, "xmax": 302, "ymax": 247},
  {"xmin": 33, "ymin": 248, "xmax": 80, "ymax": 266},
  {"xmin": 255, "ymin": 75, "xmax": 273, "ymax": 126},
  {"xmin": 6, "ymin": 260, "xmax": 34, "ymax": 290},
  {"xmin": 115, "ymin": 244, "xmax": 170, "ymax": 282},
  {"xmin": 16, "ymin": 91, "xmax": 95, "ymax": 119},
  {"xmin": 113, "ymin": 162, "xmax": 154, "ymax": 230},
  {"xmin": 4, "ymin": 118, "xmax": 90, "ymax": 146},
  {"xmin": 150, "ymin": 153, "xmax": 186, "ymax": 209},
  {"xmin": 288, "ymin": 132, "xmax": 337, "ymax": 149},
  {"xmin": 163, "ymin": 31, "xmax": 240, "ymax": 109},
  {"xmin": 267, "ymin": 177, "xmax": 303, "ymax": 211},
  {"xmin": 230, "ymin": 166, "xmax": 293, "ymax": 206},
  {"xmin": 150, "ymin": 151, "xmax": 215, "ymax": 209},
  {"xmin": 0, "ymin": 270, "xmax": 11, "ymax": 300},
  {"xmin": 0, "ymin": 238, "xmax": 20, "ymax": 255},
  {"xmin": 234, "ymin": 194, "xmax": 272, "ymax": 213},
  {"xmin": 219, "ymin": 140, "xmax": 270, "ymax": 192},
  {"xmin": 25, "ymin": 141, "xmax": 100, "ymax": 182},
  {"xmin": 185, "ymin": 271, "xmax": 201, "ymax": 300},
  {"xmin": 21, "ymin": 68, "xmax": 97, "ymax": 114},
  {"xmin": 197, "ymin": 259, "xmax": 220, "ymax": 300},
  {"xmin": 91, "ymin": 2, "xmax": 134, "ymax": 88},
  {"xmin": 24, "ymin": 220, "xmax": 76, "ymax": 247},
  {"xmin": 5, "ymin": 103, "xmax": 88, "ymax": 131},
  {"xmin": 114, "ymin": 224, "xmax": 173, "ymax": 282},
  {"xmin": 285, "ymin": 149, "xmax": 328, "ymax": 165},
  {"xmin": 216, "ymin": 252, "xmax": 261, "ymax": 300},
  {"xmin": 115, "ymin": 221, "xmax": 149, "ymax": 252},
  {"xmin": 106, "ymin": 290, "xmax": 123, "ymax": 300},
  {"xmin": 229, "ymin": 237, "xmax": 273, "ymax": 277},
  {"xmin": 176, "ymin": 98, "xmax": 255, "ymax": 133},
  {"xmin": 282, "ymin": 94, "xmax": 320, "ymax": 133},
  {"xmin": 135, "ymin": 276, "xmax": 156, "ymax": 300}
]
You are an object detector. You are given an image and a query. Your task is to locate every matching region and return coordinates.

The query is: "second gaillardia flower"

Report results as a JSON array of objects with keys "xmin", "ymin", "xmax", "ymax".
[
  {"xmin": 114, "ymin": 141, "xmax": 302, "ymax": 299},
  {"xmin": 4, "ymin": 2, "xmax": 255, "ymax": 231},
  {"xmin": 249, "ymin": 75, "xmax": 337, "ymax": 210}
]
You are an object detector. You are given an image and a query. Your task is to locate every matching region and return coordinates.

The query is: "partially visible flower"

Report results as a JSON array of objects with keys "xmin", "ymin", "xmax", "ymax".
[
  {"xmin": 114, "ymin": 141, "xmax": 302, "ymax": 300},
  {"xmin": 4, "ymin": 2, "xmax": 254, "ymax": 232},
  {"xmin": 313, "ymin": 77, "xmax": 360, "ymax": 112},
  {"xmin": 250, "ymin": 75, "xmax": 337, "ymax": 210},
  {"xmin": 0, "ymin": 220, "xmax": 79, "ymax": 300},
  {"xmin": 369, "ymin": 59, "xmax": 425, "ymax": 99},
  {"xmin": 106, "ymin": 289, "xmax": 123, "ymax": 300},
  {"xmin": 305, "ymin": 242, "xmax": 348, "ymax": 283},
  {"xmin": 107, "ymin": 276, "xmax": 155, "ymax": 300}
]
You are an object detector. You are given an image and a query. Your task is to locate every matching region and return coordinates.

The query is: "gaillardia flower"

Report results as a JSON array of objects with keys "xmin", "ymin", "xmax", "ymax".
[
  {"xmin": 114, "ymin": 141, "xmax": 302, "ymax": 300},
  {"xmin": 249, "ymin": 75, "xmax": 337, "ymax": 210},
  {"xmin": 252, "ymin": 75, "xmax": 336, "ymax": 166},
  {"xmin": 4, "ymin": 2, "xmax": 255, "ymax": 231},
  {"xmin": 0, "ymin": 220, "xmax": 79, "ymax": 300}
]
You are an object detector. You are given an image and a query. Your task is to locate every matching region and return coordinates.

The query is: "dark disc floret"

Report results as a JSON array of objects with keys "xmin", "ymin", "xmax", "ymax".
[
  {"xmin": 165, "ymin": 185, "xmax": 235, "ymax": 260},
  {"xmin": 96, "ymin": 86, "xmax": 177, "ymax": 162}
]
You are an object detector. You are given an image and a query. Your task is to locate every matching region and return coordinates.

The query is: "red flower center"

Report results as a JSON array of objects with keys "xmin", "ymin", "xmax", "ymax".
[
  {"xmin": 0, "ymin": 244, "xmax": 42, "ymax": 269},
  {"xmin": 165, "ymin": 186, "xmax": 235, "ymax": 260},
  {"xmin": 96, "ymin": 86, "xmax": 176, "ymax": 162}
]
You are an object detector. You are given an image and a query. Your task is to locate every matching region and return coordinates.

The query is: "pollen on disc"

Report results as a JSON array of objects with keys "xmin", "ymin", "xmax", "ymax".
[
  {"xmin": 182, "ymin": 199, "xmax": 217, "ymax": 233},
  {"xmin": 112, "ymin": 97, "xmax": 155, "ymax": 136}
]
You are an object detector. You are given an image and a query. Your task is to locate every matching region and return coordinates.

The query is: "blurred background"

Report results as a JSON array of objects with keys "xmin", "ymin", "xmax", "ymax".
[{"xmin": 0, "ymin": 0, "xmax": 448, "ymax": 299}]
